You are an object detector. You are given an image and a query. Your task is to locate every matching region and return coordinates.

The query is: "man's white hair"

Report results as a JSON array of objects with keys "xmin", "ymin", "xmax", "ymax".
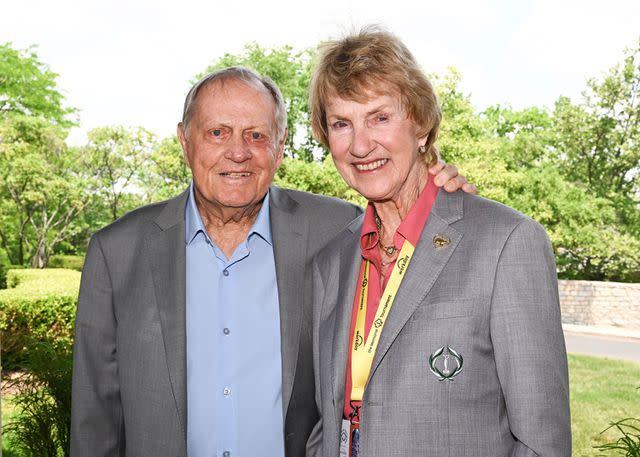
[{"xmin": 181, "ymin": 66, "xmax": 287, "ymax": 142}]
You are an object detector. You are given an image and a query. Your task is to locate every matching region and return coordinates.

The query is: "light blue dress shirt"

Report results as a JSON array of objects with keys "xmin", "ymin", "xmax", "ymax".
[{"xmin": 185, "ymin": 184, "xmax": 284, "ymax": 457}]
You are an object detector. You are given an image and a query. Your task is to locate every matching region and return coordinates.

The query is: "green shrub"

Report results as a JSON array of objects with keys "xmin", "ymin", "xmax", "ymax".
[
  {"xmin": 0, "ymin": 260, "xmax": 6, "ymax": 290},
  {"xmin": 0, "ymin": 249, "xmax": 9, "ymax": 289},
  {"xmin": 48, "ymin": 255, "xmax": 85, "ymax": 272},
  {"xmin": 595, "ymin": 418, "xmax": 640, "ymax": 456},
  {"xmin": 4, "ymin": 340, "xmax": 72, "ymax": 457},
  {"xmin": 0, "ymin": 269, "xmax": 80, "ymax": 371}
]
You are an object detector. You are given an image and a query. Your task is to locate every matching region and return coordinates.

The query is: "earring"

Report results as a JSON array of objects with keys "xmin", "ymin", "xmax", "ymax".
[{"xmin": 418, "ymin": 145, "xmax": 426, "ymax": 154}]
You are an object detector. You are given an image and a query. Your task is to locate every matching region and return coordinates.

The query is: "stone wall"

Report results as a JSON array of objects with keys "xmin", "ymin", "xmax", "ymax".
[{"xmin": 558, "ymin": 280, "xmax": 640, "ymax": 331}]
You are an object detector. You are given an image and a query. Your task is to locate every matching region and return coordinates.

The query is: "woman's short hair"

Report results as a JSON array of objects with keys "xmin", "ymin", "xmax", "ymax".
[{"xmin": 309, "ymin": 26, "xmax": 441, "ymax": 165}]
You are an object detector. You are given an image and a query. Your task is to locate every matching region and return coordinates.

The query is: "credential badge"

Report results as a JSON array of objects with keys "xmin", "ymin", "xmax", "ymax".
[{"xmin": 429, "ymin": 345, "xmax": 463, "ymax": 381}]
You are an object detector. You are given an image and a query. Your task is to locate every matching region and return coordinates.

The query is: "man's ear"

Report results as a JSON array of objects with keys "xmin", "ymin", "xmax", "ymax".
[{"xmin": 177, "ymin": 122, "xmax": 190, "ymax": 165}]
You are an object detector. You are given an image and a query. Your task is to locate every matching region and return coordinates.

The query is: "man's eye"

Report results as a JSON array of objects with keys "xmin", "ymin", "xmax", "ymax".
[
  {"xmin": 246, "ymin": 131, "xmax": 267, "ymax": 142},
  {"xmin": 211, "ymin": 129, "xmax": 222, "ymax": 137}
]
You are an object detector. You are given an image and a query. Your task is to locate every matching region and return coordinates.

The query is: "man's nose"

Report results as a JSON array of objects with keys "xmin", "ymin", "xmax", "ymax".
[
  {"xmin": 350, "ymin": 125, "xmax": 375, "ymax": 158},
  {"xmin": 225, "ymin": 133, "xmax": 252, "ymax": 162}
]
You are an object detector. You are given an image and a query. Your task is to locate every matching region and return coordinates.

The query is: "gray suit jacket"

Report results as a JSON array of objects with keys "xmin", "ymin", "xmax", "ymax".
[
  {"xmin": 70, "ymin": 186, "xmax": 361, "ymax": 457},
  {"xmin": 309, "ymin": 191, "xmax": 571, "ymax": 457}
]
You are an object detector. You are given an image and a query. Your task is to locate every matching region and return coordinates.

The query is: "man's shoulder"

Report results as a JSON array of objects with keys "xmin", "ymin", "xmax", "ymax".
[
  {"xmin": 92, "ymin": 192, "xmax": 186, "ymax": 243},
  {"xmin": 272, "ymin": 186, "xmax": 362, "ymax": 221},
  {"xmin": 270, "ymin": 187, "xmax": 363, "ymax": 253}
]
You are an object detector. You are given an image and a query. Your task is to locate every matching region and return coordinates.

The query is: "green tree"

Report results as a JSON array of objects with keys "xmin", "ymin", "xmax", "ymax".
[
  {"xmin": 199, "ymin": 43, "xmax": 318, "ymax": 161},
  {"xmin": 0, "ymin": 43, "xmax": 76, "ymax": 128},
  {"xmin": 554, "ymin": 41, "xmax": 640, "ymax": 198},
  {"xmin": 81, "ymin": 126, "xmax": 155, "ymax": 222},
  {"xmin": 0, "ymin": 115, "xmax": 89, "ymax": 267},
  {"xmin": 436, "ymin": 66, "xmax": 640, "ymax": 282},
  {"xmin": 144, "ymin": 135, "xmax": 191, "ymax": 201},
  {"xmin": 550, "ymin": 41, "xmax": 640, "ymax": 279}
]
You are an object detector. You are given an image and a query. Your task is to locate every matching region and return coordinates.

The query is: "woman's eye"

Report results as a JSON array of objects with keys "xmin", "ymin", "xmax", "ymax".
[
  {"xmin": 332, "ymin": 120, "xmax": 348, "ymax": 129},
  {"xmin": 251, "ymin": 132, "xmax": 263, "ymax": 140},
  {"xmin": 376, "ymin": 114, "xmax": 389, "ymax": 122}
]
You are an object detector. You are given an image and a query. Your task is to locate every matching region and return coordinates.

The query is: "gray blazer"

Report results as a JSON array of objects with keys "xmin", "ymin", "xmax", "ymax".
[
  {"xmin": 309, "ymin": 191, "xmax": 571, "ymax": 457},
  {"xmin": 70, "ymin": 186, "xmax": 361, "ymax": 457}
]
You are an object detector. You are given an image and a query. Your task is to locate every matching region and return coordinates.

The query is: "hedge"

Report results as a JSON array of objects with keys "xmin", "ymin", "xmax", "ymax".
[
  {"xmin": 48, "ymin": 254, "xmax": 85, "ymax": 272},
  {"xmin": 0, "ymin": 269, "xmax": 80, "ymax": 371}
]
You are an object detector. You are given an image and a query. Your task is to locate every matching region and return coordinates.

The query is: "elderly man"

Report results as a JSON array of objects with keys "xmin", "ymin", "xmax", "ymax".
[{"xmin": 70, "ymin": 67, "xmax": 472, "ymax": 457}]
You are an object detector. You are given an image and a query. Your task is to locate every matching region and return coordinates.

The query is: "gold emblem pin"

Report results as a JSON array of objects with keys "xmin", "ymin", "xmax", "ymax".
[{"xmin": 432, "ymin": 234, "xmax": 451, "ymax": 249}]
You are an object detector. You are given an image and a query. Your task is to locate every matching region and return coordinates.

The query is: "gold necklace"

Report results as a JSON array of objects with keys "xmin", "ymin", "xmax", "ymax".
[{"xmin": 375, "ymin": 214, "xmax": 398, "ymax": 257}]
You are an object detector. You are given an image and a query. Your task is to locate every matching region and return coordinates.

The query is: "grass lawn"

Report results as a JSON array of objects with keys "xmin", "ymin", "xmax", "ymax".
[
  {"xmin": 1, "ymin": 353, "xmax": 638, "ymax": 456},
  {"xmin": 569, "ymin": 353, "xmax": 640, "ymax": 456},
  {"xmin": 2, "ymin": 396, "xmax": 20, "ymax": 457}
]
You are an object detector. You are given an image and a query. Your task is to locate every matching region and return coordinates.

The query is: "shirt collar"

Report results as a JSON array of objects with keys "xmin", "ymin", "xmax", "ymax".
[
  {"xmin": 184, "ymin": 182, "xmax": 273, "ymax": 246},
  {"xmin": 359, "ymin": 175, "xmax": 439, "ymax": 256}
]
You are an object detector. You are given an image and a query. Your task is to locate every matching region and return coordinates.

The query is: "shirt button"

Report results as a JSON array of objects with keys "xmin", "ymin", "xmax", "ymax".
[
  {"xmin": 223, "ymin": 328, "xmax": 230, "ymax": 335},
  {"xmin": 223, "ymin": 452, "xmax": 230, "ymax": 457},
  {"xmin": 223, "ymin": 269, "xmax": 229, "ymax": 276},
  {"xmin": 223, "ymin": 387, "xmax": 231, "ymax": 397}
]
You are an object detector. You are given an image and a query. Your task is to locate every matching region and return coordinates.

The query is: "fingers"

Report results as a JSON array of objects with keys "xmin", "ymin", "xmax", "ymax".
[
  {"xmin": 428, "ymin": 159, "xmax": 446, "ymax": 176},
  {"xmin": 429, "ymin": 161, "xmax": 477, "ymax": 194},
  {"xmin": 430, "ymin": 163, "xmax": 459, "ymax": 187},
  {"xmin": 461, "ymin": 182, "xmax": 478, "ymax": 195},
  {"xmin": 443, "ymin": 176, "xmax": 477, "ymax": 194}
]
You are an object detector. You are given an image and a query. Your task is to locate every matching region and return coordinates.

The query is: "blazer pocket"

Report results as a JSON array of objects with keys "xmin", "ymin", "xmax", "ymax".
[{"xmin": 411, "ymin": 299, "xmax": 478, "ymax": 321}]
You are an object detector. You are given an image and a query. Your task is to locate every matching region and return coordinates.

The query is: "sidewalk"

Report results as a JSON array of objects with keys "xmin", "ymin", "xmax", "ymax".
[{"xmin": 563, "ymin": 324, "xmax": 640, "ymax": 363}]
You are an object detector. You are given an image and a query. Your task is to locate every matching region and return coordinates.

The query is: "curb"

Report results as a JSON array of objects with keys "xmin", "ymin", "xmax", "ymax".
[{"xmin": 562, "ymin": 323, "xmax": 640, "ymax": 341}]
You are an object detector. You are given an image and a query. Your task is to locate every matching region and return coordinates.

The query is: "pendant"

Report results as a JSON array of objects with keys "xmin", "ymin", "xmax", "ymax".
[{"xmin": 383, "ymin": 245, "xmax": 397, "ymax": 256}]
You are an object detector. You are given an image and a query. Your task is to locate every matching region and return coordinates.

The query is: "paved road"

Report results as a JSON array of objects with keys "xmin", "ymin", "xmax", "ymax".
[{"xmin": 564, "ymin": 332, "xmax": 640, "ymax": 363}]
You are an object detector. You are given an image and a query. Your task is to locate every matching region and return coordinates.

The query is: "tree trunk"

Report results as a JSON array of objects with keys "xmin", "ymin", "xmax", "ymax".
[
  {"xmin": 31, "ymin": 241, "xmax": 48, "ymax": 268},
  {"xmin": 18, "ymin": 231, "xmax": 24, "ymax": 265}
]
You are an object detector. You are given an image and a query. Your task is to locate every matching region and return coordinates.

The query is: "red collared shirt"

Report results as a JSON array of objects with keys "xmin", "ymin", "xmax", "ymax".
[{"xmin": 343, "ymin": 177, "xmax": 440, "ymax": 421}]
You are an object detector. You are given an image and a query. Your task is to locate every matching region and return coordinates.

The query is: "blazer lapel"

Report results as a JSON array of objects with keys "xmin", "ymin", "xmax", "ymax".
[
  {"xmin": 368, "ymin": 191, "xmax": 463, "ymax": 381},
  {"xmin": 148, "ymin": 190, "xmax": 189, "ymax": 437},
  {"xmin": 331, "ymin": 216, "xmax": 364, "ymax": 421},
  {"xmin": 269, "ymin": 187, "xmax": 308, "ymax": 417}
]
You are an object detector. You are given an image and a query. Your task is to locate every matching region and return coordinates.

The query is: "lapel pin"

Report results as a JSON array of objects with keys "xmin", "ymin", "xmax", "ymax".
[
  {"xmin": 429, "ymin": 345, "xmax": 463, "ymax": 381},
  {"xmin": 432, "ymin": 234, "xmax": 451, "ymax": 249}
]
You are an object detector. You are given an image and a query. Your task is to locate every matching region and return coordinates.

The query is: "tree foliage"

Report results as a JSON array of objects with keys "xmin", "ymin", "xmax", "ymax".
[
  {"xmin": 554, "ymin": 42, "xmax": 640, "ymax": 198},
  {"xmin": 199, "ymin": 43, "xmax": 318, "ymax": 161},
  {"xmin": 0, "ymin": 115, "xmax": 89, "ymax": 267},
  {"xmin": 0, "ymin": 39, "xmax": 637, "ymax": 280},
  {"xmin": 433, "ymin": 59, "xmax": 639, "ymax": 282},
  {"xmin": 80, "ymin": 126, "xmax": 155, "ymax": 222},
  {"xmin": 144, "ymin": 135, "xmax": 191, "ymax": 201},
  {"xmin": 0, "ymin": 43, "xmax": 76, "ymax": 128}
]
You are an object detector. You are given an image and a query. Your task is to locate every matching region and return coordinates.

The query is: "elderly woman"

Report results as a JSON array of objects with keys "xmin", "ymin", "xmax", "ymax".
[{"xmin": 306, "ymin": 28, "xmax": 571, "ymax": 457}]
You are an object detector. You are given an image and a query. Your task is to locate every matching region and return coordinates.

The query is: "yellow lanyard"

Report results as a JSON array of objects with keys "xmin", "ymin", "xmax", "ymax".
[{"xmin": 350, "ymin": 240, "xmax": 416, "ymax": 401}]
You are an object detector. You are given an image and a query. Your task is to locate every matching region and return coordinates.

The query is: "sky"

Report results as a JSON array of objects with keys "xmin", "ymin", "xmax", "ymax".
[{"xmin": 2, "ymin": 0, "xmax": 639, "ymax": 145}]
